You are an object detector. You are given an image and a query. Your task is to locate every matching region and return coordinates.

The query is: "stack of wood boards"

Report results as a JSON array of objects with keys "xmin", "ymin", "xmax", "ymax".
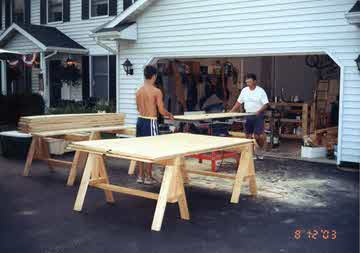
[
  {"xmin": 19, "ymin": 113, "xmax": 125, "ymax": 134},
  {"xmin": 312, "ymin": 80, "xmax": 339, "ymax": 129}
]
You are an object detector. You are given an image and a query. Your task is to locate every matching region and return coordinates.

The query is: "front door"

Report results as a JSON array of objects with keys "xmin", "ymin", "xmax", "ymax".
[{"xmin": 49, "ymin": 60, "xmax": 62, "ymax": 107}]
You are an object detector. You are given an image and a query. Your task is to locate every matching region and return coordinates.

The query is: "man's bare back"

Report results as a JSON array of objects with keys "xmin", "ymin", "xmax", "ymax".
[{"xmin": 136, "ymin": 84, "xmax": 163, "ymax": 118}]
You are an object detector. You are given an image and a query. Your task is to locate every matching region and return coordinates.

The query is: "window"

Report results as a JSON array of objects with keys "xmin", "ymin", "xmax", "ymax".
[
  {"xmin": 13, "ymin": 0, "xmax": 25, "ymax": 24},
  {"xmin": 91, "ymin": 0, "xmax": 109, "ymax": 17},
  {"xmin": 48, "ymin": 0, "xmax": 63, "ymax": 23}
]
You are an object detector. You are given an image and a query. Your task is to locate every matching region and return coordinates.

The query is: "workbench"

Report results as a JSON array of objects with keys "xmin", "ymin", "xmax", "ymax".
[
  {"xmin": 174, "ymin": 112, "xmax": 255, "ymax": 172},
  {"xmin": 70, "ymin": 133, "xmax": 257, "ymax": 231}
]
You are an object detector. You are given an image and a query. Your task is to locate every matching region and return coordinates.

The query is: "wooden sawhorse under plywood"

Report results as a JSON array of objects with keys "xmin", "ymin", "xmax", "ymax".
[
  {"xmin": 22, "ymin": 126, "xmax": 135, "ymax": 186},
  {"xmin": 70, "ymin": 133, "xmax": 257, "ymax": 232}
]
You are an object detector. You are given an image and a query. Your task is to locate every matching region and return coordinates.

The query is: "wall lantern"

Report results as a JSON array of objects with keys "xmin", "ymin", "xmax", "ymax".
[
  {"xmin": 355, "ymin": 54, "xmax": 360, "ymax": 72},
  {"xmin": 65, "ymin": 56, "xmax": 78, "ymax": 66},
  {"xmin": 122, "ymin": 58, "xmax": 134, "ymax": 75}
]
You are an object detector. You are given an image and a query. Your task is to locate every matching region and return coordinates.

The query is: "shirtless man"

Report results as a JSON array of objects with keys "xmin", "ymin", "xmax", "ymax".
[{"xmin": 136, "ymin": 65, "xmax": 174, "ymax": 184}]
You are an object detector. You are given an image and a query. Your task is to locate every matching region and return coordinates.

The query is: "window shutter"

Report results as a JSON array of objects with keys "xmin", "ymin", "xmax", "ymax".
[
  {"xmin": 123, "ymin": 0, "xmax": 133, "ymax": 10},
  {"xmin": 5, "ymin": 0, "xmax": 11, "ymax": 28},
  {"xmin": 63, "ymin": 0, "xmax": 70, "ymax": 22},
  {"xmin": 109, "ymin": 0, "xmax": 118, "ymax": 16},
  {"xmin": 82, "ymin": 0, "xmax": 89, "ymax": 20},
  {"xmin": 40, "ymin": 0, "xmax": 47, "ymax": 24},
  {"xmin": 24, "ymin": 0, "xmax": 31, "ymax": 24},
  {"xmin": 82, "ymin": 56, "xmax": 90, "ymax": 100},
  {"xmin": 109, "ymin": 55, "xmax": 117, "ymax": 103}
]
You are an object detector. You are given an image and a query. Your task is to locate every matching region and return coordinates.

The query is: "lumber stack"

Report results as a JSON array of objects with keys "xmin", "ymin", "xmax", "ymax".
[{"xmin": 19, "ymin": 113, "xmax": 125, "ymax": 133}]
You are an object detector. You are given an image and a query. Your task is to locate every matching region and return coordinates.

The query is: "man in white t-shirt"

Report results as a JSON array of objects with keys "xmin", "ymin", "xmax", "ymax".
[{"xmin": 230, "ymin": 73, "xmax": 269, "ymax": 159}]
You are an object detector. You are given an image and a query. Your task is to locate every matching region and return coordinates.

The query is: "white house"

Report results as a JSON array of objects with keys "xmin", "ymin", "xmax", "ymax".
[
  {"xmin": 0, "ymin": 0, "xmax": 136, "ymax": 106},
  {"xmin": 92, "ymin": 0, "xmax": 360, "ymax": 165}
]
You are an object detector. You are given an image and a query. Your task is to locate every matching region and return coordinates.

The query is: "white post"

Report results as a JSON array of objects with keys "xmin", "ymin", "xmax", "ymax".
[
  {"xmin": 1, "ymin": 60, "xmax": 7, "ymax": 95},
  {"xmin": 40, "ymin": 52, "xmax": 49, "ymax": 107}
]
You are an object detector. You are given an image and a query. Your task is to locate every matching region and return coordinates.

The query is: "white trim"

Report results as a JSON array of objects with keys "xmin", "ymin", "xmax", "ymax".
[
  {"xmin": 0, "ymin": 23, "xmax": 47, "ymax": 50},
  {"xmin": 95, "ymin": 38, "xmax": 117, "ymax": 54},
  {"xmin": 90, "ymin": 0, "xmax": 109, "ymax": 19},
  {"xmin": 47, "ymin": 0, "xmax": 64, "ymax": 24},
  {"xmin": 46, "ymin": 47, "xmax": 88, "ymax": 54},
  {"xmin": 93, "ymin": 0, "xmax": 155, "ymax": 32},
  {"xmin": 324, "ymin": 50, "xmax": 345, "ymax": 165},
  {"xmin": 345, "ymin": 12, "xmax": 360, "ymax": 24},
  {"xmin": 91, "ymin": 23, "xmax": 138, "ymax": 42}
]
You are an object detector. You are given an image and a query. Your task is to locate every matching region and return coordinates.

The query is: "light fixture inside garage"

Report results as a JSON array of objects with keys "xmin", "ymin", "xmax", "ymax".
[
  {"xmin": 355, "ymin": 54, "xmax": 360, "ymax": 71},
  {"xmin": 122, "ymin": 58, "xmax": 134, "ymax": 75}
]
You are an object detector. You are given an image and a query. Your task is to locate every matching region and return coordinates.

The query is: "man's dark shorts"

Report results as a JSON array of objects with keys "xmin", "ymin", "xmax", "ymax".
[
  {"xmin": 245, "ymin": 113, "xmax": 265, "ymax": 135},
  {"xmin": 136, "ymin": 117, "xmax": 159, "ymax": 137}
]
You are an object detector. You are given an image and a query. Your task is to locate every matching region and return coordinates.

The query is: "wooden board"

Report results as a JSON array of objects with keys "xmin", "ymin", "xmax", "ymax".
[
  {"xmin": 19, "ymin": 113, "xmax": 125, "ymax": 133},
  {"xmin": 69, "ymin": 133, "xmax": 252, "ymax": 162},
  {"xmin": 174, "ymin": 112, "xmax": 254, "ymax": 122},
  {"xmin": 32, "ymin": 125, "xmax": 134, "ymax": 137}
]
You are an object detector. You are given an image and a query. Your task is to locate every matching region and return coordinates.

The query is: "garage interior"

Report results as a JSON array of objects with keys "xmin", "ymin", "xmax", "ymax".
[{"xmin": 155, "ymin": 55, "xmax": 340, "ymax": 163}]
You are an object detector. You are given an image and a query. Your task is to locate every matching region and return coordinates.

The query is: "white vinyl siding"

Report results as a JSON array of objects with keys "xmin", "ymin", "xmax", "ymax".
[
  {"xmin": 117, "ymin": 0, "xmax": 360, "ymax": 163},
  {"xmin": 30, "ymin": 0, "xmax": 123, "ymax": 55},
  {"xmin": 3, "ymin": 32, "xmax": 41, "ymax": 53}
]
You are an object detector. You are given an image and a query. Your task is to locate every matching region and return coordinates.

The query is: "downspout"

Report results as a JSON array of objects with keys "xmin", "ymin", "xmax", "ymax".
[{"xmin": 42, "ymin": 50, "xmax": 58, "ymax": 108}]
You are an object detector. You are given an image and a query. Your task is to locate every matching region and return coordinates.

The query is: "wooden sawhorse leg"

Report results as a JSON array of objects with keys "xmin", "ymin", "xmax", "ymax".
[
  {"xmin": 151, "ymin": 157, "xmax": 189, "ymax": 231},
  {"xmin": 230, "ymin": 143, "xmax": 257, "ymax": 203},
  {"xmin": 67, "ymin": 131, "xmax": 100, "ymax": 186},
  {"xmin": 128, "ymin": 160, "xmax": 137, "ymax": 175},
  {"xmin": 23, "ymin": 136, "xmax": 53, "ymax": 176},
  {"xmin": 73, "ymin": 153, "xmax": 115, "ymax": 211}
]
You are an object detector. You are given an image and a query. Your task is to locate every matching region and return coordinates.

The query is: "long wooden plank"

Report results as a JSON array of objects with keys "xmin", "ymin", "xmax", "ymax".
[
  {"xmin": 94, "ymin": 183, "xmax": 159, "ymax": 200},
  {"xmin": 47, "ymin": 159, "xmax": 72, "ymax": 168},
  {"xmin": 174, "ymin": 112, "xmax": 254, "ymax": 122},
  {"xmin": 33, "ymin": 125, "xmax": 134, "ymax": 137}
]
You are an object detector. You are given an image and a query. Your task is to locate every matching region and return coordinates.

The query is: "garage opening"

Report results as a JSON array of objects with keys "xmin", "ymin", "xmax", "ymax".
[{"xmin": 154, "ymin": 55, "xmax": 340, "ymax": 164}]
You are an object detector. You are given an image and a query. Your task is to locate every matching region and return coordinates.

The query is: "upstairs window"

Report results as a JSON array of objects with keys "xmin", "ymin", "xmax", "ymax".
[
  {"xmin": 91, "ymin": 0, "xmax": 109, "ymax": 17},
  {"xmin": 48, "ymin": 0, "xmax": 63, "ymax": 23},
  {"xmin": 13, "ymin": 0, "xmax": 25, "ymax": 24}
]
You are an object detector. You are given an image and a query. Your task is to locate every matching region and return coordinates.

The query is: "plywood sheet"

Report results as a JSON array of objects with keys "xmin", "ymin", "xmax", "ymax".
[
  {"xmin": 174, "ymin": 112, "xmax": 254, "ymax": 122},
  {"xmin": 69, "ymin": 133, "xmax": 252, "ymax": 162}
]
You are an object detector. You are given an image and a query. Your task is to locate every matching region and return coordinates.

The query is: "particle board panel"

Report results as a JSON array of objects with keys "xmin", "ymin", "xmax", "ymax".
[{"xmin": 69, "ymin": 133, "xmax": 252, "ymax": 162}]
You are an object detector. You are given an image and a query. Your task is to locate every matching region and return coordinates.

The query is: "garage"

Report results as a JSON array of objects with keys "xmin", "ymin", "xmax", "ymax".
[{"xmin": 148, "ymin": 55, "xmax": 340, "ymax": 163}]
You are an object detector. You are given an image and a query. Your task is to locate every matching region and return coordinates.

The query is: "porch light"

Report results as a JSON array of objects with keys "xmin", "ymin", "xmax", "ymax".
[
  {"xmin": 355, "ymin": 54, "xmax": 360, "ymax": 72},
  {"xmin": 122, "ymin": 58, "xmax": 134, "ymax": 75},
  {"xmin": 66, "ymin": 56, "xmax": 78, "ymax": 66}
]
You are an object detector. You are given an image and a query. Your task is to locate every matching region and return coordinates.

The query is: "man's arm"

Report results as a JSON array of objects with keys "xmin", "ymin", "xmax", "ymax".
[
  {"xmin": 230, "ymin": 101, "xmax": 241, "ymax": 112},
  {"xmin": 156, "ymin": 90, "xmax": 174, "ymax": 120},
  {"xmin": 256, "ymin": 103, "xmax": 269, "ymax": 116}
]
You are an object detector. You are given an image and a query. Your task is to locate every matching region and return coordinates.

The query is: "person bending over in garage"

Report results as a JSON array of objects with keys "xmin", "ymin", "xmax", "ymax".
[
  {"xmin": 136, "ymin": 65, "xmax": 174, "ymax": 184},
  {"xmin": 230, "ymin": 73, "xmax": 269, "ymax": 159}
]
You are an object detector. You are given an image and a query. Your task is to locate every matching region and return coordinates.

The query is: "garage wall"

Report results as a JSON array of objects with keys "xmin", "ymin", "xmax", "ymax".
[{"xmin": 117, "ymin": 0, "xmax": 360, "ymax": 163}]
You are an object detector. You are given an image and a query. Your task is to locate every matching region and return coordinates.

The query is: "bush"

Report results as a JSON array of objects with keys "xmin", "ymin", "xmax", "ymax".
[
  {"xmin": 48, "ymin": 98, "xmax": 116, "ymax": 115},
  {"xmin": 0, "ymin": 93, "xmax": 45, "ymax": 127}
]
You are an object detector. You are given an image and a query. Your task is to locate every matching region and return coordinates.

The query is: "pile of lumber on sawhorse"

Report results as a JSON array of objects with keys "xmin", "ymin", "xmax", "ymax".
[{"xmin": 19, "ymin": 113, "xmax": 134, "ymax": 186}]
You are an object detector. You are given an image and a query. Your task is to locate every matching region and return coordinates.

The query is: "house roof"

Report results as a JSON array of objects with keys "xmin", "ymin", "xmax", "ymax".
[
  {"xmin": 0, "ymin": 23, "xmax": 88, "ymax": 54},
  {"xmin": 346, "ymin": 1, "xmax": 360, "ymax": 24},
  {"xmin": 95, "ymin": 22, "xmax": 136, "ymax": 33},
  {"xmin": 349, "ymin": 1, "xmax": 360, "ymax": 13},
  {"xmin": 93, "ymin": 0, "xmax": 156, "ymax": 33}
]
